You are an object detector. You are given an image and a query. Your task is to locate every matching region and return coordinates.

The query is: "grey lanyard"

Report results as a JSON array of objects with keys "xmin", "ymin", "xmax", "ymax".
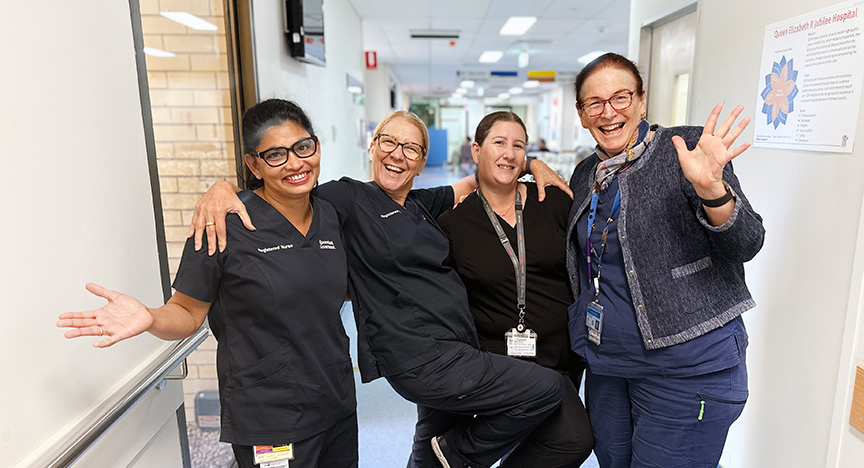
[{"xmin": 477, "ymin": 187, "xmax": 527, "ymax": 332}]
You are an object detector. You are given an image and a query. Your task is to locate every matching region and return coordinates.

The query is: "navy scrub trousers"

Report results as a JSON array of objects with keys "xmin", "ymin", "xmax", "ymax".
[{"xmin": 585, "ymin": 361, "xmax": 747, "ymax": 468}]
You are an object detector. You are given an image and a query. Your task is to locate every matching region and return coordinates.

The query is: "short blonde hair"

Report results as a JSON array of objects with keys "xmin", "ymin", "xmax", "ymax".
[{"xmin": 372, "ymin": 111, "xmax": 429, "ymax": 154}]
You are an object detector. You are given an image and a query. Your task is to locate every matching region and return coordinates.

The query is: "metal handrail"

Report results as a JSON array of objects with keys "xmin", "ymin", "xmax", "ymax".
[{"xmin": 43, "ymin": 327, "xmax": 210, "ymax": 468}]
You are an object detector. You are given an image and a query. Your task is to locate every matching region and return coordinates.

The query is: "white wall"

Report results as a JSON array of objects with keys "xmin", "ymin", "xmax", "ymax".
[
  {"xmin": 364, "ymin": 63, "xmax": 393, "ymax": 126},
  {"xmin": 630, "ymin": 0, "xmax": 864, "ymax": 466},
  {"xmin": 0, "ymin": 1, "xmax": 183, "ymax": 466},
  {"xmin": 251, "ymin": 0, "xmax": 368, "ymax": 182}
]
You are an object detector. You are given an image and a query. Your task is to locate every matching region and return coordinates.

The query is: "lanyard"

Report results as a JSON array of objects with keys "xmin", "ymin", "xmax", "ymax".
[
  {"xmin": 586, "ymin": 185, "xmax": 621, "ymax": 302},
  {"xmin": 478, "ymin": 187, "xmax": 527, "ymax": 331}
]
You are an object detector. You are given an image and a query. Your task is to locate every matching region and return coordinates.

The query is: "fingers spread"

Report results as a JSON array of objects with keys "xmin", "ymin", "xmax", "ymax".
[
  {"xmin": 85, "ymin": 282, "xmax": 114, "ymax": 300},
  {"xmin": 703, "ymin": 103, "xmax": 724, "ymax": 136},
  {"xmin": 716, "ymin": 105, "xmax": 745, "ymax": 138}
]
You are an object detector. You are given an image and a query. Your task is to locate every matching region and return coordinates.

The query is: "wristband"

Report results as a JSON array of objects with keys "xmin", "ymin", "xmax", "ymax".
[
  {"xmin": 525, "ymin": 156, "xmax": 537, "ymax": 174},
  {"xmin": 699, "ymin": 181, "xmax": 735, "ymax": 207}
]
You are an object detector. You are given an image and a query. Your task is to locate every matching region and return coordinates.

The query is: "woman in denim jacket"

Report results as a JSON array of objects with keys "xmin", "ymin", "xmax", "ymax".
[{"xmin": 566, "ymin": 52, "xmax": 764, "ymax": 468}]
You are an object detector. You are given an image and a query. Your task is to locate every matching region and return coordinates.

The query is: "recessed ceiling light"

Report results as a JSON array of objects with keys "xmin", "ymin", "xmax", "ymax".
[
  {"xmin": 456, "ymin": 87, "xmax": 468, "ymax": 94},
  {"xmin": 508, "ymin": 87, "xmax": 523, "ymax": 95},
  {"xmin": 497, "ymin": 93, "xmax": 511, "ymax": 99},
  {"xmin": 160, "ymin": 11, "xmax": 218, "ymax": 31},
  {"xmin": 460, "ymin": 80, "xmax": 475, "ymax": 88},
  {"xmin": 500, "ymin": 17, "xmax": 537, "ymax": 36},
  {"xmin": 479, "ymin": 51, "xmax": 504, "ymax": 63},
  {"xmin": 143, "ymin": 47, "xmax": 176, "ymax": 58},
  {"xmin": 577, "ymin": 50, "xmax": 605, "ymax": 65},
  {"xmin": 523, "ymin": 80, "xmax": 540, "ymax": 88}
]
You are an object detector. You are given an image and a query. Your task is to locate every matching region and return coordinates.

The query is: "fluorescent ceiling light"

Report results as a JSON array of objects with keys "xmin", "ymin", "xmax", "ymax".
[
  {"xmin": 508, "ymin": 87, "xmax": 523, "ymax": 95},
  {"xmin": 460, "ymin": 80, "xmax": 475, "ymax": 88},
  {"xmin": 523, "ymin": 80, "xmax": 540, "ymax": 88},
  {"xmin": 577, "ymin": 50, "xmax": 605, "ymax": 65},
  {"xmin": 477, "ymin": 87, "xmax": 485, "ymax": 97},
  {"xmin": 500, "ymin": 17, "xmax": 537, "ymax": 36},
  {"xmin": 347, "ymin": 86, "xmax": 363, "ymax": 94},
  {"xmin": 479, "ymin": 51, "xmax": 504, "ymax": 63},
  {"xmin": 143, "ymin": 47, "xmax": 176, "ymax": 58},
  {"xmin": 497, "ymin": 93, "xmax": 511, "ymax": 99},
  {"xmin": 160, "ymin": 11, "xmax": 218, "ymax": 31}
]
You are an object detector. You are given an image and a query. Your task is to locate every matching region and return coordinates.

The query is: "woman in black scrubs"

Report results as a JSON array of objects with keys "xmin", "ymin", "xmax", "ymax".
[
  {"xmin": 57, "ymin": 99, "xmax": 357, "ymax": 468},
  {"xmin": 437, "ymin": 111, "xmax": 592, "ymax": 467},
  {"xmin": 190, "ymin": 111, "xmax": 572, "ymax": 468}
]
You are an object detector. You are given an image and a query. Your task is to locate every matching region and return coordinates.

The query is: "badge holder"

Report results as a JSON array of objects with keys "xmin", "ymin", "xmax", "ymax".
[{"xmin": 505, "ymin": 307, "xmax": 537, "ymax": 358}]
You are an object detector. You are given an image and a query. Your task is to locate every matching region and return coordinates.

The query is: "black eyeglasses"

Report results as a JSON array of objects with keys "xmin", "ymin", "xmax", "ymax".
[
  {"xmin": 252, "ymin": 136, "xmax": 318, "ymax": 167},
  {"xmin": 375, "ymin": 133, "xmax": 426, "ymax": 160},
  {"xmin": 578, "ymin": 90, "xmax": 636, "ymax": 117}
]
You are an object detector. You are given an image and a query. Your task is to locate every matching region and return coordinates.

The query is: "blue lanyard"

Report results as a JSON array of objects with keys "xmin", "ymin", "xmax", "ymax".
[{"xmin": 586, "ymin": 187, "xmax": 621, "ymax": 301}]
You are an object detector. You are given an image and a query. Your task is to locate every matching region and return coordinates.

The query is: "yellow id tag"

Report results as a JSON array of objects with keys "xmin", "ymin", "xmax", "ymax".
[{"xmin": 253, "ymin": 443, "xmax": 293, "ymax": 465}]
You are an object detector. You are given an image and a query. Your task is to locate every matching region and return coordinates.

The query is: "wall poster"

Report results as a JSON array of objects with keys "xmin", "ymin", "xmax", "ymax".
[{"xmin": 755, "ymin": 1, "xmax": 863, "ymax": 152}]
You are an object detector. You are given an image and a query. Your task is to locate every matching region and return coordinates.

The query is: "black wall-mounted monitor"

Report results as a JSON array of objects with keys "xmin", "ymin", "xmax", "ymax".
[{"xmin": 284, "ymin": 0, "xmax": 326, "ymax": 66}]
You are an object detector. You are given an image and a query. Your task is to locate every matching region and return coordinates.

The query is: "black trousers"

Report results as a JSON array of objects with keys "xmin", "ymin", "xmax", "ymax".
[
  {"xmin": 231, "ymin": 410, "xmax": 358, "ymax": 468},
  {"xmin": 386, "ymin": 342, "xmax": 565, "ymax": 468}
]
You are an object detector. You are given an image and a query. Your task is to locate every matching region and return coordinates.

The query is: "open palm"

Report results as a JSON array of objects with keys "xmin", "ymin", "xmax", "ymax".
[
  {"xmin": 57, "ymin": 283, "xmax": 154, "ymax": 348},
  {"xmin": 673, "ymin": 103, "xmax": 751, "ymax": 190}
]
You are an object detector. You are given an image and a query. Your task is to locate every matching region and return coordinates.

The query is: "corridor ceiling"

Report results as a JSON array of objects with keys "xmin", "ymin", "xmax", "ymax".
[{"xmin": 347, "ymin": 0, "xmax": 631, "ymax": 97}]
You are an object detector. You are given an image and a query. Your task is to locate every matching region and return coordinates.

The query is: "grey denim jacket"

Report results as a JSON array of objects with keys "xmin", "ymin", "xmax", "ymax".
[{"xmin": 566, "ymin": 125, "xmax": 765, "ymax": 349}]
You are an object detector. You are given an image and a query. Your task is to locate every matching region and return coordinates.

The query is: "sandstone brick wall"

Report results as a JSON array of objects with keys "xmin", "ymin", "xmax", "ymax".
[{"xmin": 138, "ymin": 0, "xmax": 234, "ymax": 425}]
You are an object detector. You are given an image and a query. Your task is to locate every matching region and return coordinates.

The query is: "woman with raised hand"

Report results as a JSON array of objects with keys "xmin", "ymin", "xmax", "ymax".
[
  {"xmin": 437, "ymin": 111, "xmax": 593, "ymax": 468},
  {"xmin": 567, "ymin": 52, "xmax": 764, "ymax": 467},
  {"xmin": 189, "ymin": 110, "xmax": 574, "ymax": 468},
  {"xmin": 58, "ymin": 99, "xmax": 358, "ymax": 468}
]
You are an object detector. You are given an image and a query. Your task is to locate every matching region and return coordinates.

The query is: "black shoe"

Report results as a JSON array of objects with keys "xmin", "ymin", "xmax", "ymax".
[{"xmin": 431, "ymin": 435, "xmax": 469, "ymax": 468}]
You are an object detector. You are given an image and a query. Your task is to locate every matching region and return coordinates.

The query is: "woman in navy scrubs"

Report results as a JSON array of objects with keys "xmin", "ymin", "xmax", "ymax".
[
  {"xmin": 438, "ymin": 111, "xmax": 593, "ymax": 468},
  {"xmin": 567, "ymin": 53, "xmax": 764, "ymax": 467},
  {"xmin": 58, "ymin": 99, "xmax": 357, "ymax": 468},
  {"xmin": 190, "ymin": 111, "xmax": 572, "ymax": 468}
]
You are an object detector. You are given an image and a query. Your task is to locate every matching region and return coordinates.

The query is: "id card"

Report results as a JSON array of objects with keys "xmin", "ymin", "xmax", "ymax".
[
  {"xmin": 586, "ymin": 302, "xmax": 604, "ymax": 345},
  {"xmin": 505, "ymin": 328, "xmax": 537, "ymax": 357},
  {"xmin": 253, "ymin": 444, "xmax": 293, "ymax": 465}
]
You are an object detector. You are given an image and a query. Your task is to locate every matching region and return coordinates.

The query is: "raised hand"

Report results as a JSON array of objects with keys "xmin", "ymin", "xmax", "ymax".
[
  {"xmin": 186, "ymin": 181, "xmax": 252, "ymax": 255},
  {"xmin": 57, "ymin": 283, "xmax": 154, "ymax": 348},
  {"xmin": 672, "ymin": 103, "xmax": 751, "ymax": 197}
]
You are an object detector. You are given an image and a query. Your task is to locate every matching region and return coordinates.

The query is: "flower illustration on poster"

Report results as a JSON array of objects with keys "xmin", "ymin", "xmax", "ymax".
[{"xmin": 760, "ymin": 55, "xmax": 799, "ymax": 129}]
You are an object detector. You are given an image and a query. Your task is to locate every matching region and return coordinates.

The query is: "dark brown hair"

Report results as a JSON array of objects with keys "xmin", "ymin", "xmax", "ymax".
[
  {"xmin": 474, "ymin": 111, "xmax": 528, "ymax": 146},
  {"xmin": 574, "ymin": 52, "xmax": 645, "ymax": 105}
]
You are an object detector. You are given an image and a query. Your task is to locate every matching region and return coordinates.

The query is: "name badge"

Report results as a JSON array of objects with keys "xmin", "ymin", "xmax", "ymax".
[
  {"xmin": 586, "ymin": 302, "xmax": 604, "ymax": 345},
  {"xmin": 505, "ymin": 328, "xmax": 537, "ymax": 357},
  {"xmin": 253, "ymin": 444, "xmax": 293, "ymax": 465}
]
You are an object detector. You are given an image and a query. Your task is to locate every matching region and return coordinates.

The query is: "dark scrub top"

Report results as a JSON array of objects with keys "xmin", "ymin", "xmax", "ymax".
[
  {"xmin": 316, "ymin": 178, "xmax": 479, "ymax": 383},
  {"xmin": 438, "ymin": 184, "xmax": 581, "ymax": 375},
  {"xmin": 570, "ymin": 176, "xmax": 746, "ymax": 378},
  {"xmin": 173, "ymin": 190, "xmax": 355, "ymax": 446}
]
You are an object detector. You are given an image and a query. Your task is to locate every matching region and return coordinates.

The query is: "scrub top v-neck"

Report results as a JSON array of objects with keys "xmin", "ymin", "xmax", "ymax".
[
  {"xmin": 173, "ymin": 190, "xmax": 354, "ymax": 446},
  {"xmin": 317, "ymin": 177, "xmax": 479, "ymax": 383}
]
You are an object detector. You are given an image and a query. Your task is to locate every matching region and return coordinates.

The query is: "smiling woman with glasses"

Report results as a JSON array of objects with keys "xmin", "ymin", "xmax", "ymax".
[
  {"xmin": 565, "ymin": 52, "xmax": 764, "ymax": 468},
  {"xmin": 58, "ymin": 99, "xmax": 358, "ymax": 468}
]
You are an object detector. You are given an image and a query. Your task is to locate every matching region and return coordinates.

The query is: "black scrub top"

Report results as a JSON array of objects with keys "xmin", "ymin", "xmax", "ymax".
[
  {"xmin": 317, "ymin": 178, "xmax": 479, "ymax": 383},
  {"xmin": 173, "ymin": 190, "xmax": 354, "ymax": 446}
]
